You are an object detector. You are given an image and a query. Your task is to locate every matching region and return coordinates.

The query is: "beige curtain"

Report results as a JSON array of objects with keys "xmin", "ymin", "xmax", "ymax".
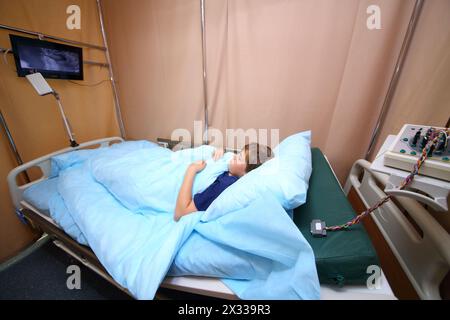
[
  {"xmin": 102, "ymin": 0, "xmax": 205, "ymax": 142},
  {"xmin": 102, "ymin": 0, "xmax": 449, "ymax": 183},
  {"xmin": 204, "ymin": 0, "xmax": 415, "ymax": 182}
]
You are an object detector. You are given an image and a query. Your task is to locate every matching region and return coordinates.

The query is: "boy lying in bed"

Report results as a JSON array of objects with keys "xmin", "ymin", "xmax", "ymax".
[{"xmin": 174, "ymin": 143, "xmax": 273, "ymax": 221}]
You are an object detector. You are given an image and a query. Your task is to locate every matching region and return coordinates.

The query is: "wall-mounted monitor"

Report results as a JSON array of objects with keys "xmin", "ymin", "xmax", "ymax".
[{"xmin": 9, "ymin": 34, "xmax": 83, "ymax": 80}]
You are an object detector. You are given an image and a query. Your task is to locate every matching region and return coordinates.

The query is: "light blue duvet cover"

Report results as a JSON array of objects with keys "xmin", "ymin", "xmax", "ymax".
[{"xmin": 45, "ymin": 139, "xmax": 319, "ymax": 299}]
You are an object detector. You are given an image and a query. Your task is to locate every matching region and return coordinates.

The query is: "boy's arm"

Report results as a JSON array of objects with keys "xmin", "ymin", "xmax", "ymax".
[{"xmin": 174, "ymin": 160, "xmax": 206, "ymax": 221}]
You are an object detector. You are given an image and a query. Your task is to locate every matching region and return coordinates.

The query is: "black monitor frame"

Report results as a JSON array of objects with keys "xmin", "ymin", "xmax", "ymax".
[{"xmin": 9, "ymin": 34, "xmax": 84, "ymax": 80}]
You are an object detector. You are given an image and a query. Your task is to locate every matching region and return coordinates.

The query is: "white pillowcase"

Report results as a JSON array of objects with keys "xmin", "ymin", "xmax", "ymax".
[{"xmin": 202, "ymin": 131, "xmax": 312, "ymax": 221}]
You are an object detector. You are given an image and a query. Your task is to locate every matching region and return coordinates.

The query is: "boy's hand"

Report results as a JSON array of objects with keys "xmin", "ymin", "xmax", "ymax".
[
  {"xmin": 212, "ymin": 148, "xmax": 224, "ymax": 161},
  {"xmin": 189, "ymin": 160, "xmax": 207, "ymax": 173}
]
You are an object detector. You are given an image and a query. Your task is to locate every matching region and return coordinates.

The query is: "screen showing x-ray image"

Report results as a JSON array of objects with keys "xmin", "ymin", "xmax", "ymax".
[
  {"xmin": 10, "ymin": 34, "xmax": 83, "ymax": 80},
  {"xmin": 19, "ymin": 46, "xmax": 80, "ymax": 73}
]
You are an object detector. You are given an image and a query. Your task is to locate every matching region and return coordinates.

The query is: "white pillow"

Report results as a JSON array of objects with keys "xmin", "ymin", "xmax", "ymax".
[{"xmin": 202, "ymin": 131, "xmax": 312, "ymax": 221}]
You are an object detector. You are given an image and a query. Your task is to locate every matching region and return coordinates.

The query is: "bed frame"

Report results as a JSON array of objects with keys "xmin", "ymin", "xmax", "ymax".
[
  {"xmin": 6, "ymin": 137, "xmax": 241, "ymax": 299},
  {"xmin": 8, "ymin": 137, "xmax": 397, "ymax": 300},
  {"xmin": 344, "ymin": 160, "xmax": 450, "ymax": 300}
]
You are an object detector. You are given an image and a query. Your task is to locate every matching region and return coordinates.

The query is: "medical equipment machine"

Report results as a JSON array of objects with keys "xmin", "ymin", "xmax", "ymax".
[
  {"xmin": 384, "ymin": 124, "xmax": 450, "ymax": 181},
  {"xmin": 25, "ymin": 72, "xmax": 78, "ymax": 147}
]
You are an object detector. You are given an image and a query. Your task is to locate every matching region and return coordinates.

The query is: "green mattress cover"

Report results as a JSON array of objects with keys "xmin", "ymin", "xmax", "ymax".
[{"xmin": 294, "ymin": 148, "xmax": 380, "ymax": 286}]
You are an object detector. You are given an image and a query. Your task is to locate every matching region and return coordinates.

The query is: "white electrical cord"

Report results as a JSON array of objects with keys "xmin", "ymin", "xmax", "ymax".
[
  {"xmin": 1, "ymin": 48, "xmax": 18, "ymax": 73},
  {"xmin": 2, "ymin": 48, "xmax": 11, "ymax": 65}
]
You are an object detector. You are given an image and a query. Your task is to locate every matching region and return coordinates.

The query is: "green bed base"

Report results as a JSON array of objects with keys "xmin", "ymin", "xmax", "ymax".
[{"xmin": 294, "ymin": 148, "xmax": 380, "ymax": 286}]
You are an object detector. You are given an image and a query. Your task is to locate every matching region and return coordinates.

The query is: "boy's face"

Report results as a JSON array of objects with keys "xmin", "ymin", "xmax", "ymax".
[{"xmin": 228, "ymin": 150, "xmax": 247, "ymax": 177}]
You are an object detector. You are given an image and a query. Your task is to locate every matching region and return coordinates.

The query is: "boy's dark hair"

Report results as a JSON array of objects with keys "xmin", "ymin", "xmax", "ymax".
[{"xmin": 243, "ymin": 143, "xmax": 273, "ymax": 173}]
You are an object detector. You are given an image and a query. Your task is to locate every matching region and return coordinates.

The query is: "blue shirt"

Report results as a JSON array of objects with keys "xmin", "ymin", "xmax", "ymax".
[{"xmin": 193, "ymin": 172, "xmax": 238, "ymax": 211}]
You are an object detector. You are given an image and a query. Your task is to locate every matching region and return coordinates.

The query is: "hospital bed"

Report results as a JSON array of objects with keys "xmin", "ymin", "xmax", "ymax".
[{"xmin": 7, "ymin": 137, "xmax": 396, "ymax": 300}]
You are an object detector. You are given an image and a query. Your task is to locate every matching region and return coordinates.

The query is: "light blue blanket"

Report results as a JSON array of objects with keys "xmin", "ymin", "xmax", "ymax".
[{"xmin": 48, "ymin": 141, "xmax": 320, "ymax": 299}]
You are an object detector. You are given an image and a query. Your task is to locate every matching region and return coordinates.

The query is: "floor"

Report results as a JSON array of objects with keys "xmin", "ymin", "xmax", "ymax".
[{"xmin": 0, "ymin": 239, "xmax": 212, "ymax": 300}]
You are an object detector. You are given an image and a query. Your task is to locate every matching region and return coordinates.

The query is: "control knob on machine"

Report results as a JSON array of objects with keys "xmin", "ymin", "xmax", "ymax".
[
  {"xmin": 411, "ymin": 128, "xmax": 422, "ymax": 146},
  {"xmin": 420, "ymin": 135, "xmax": 428, "ymax": 150},
  {"xmin": 435, "ymin": 132, "xmax": 447, "ymax": 154}
]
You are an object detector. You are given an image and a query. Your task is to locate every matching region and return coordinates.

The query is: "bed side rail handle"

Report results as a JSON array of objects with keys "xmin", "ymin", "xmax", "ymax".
[
  {"xmin": 345, "ymin": 158, "xmax": 450, "ymax": 299},
  {"xmin": 344, "ymin": 159, "xmax": 371, "ymax": 195}
]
